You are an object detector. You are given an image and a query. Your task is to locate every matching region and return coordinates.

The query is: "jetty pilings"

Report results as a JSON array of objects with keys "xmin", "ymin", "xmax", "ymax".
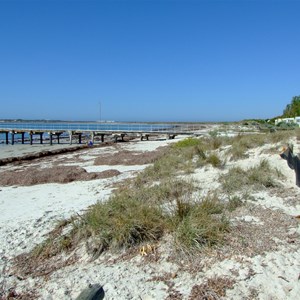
[
  {"xmin": 49, "ymin": 132, "xmax": 64, "ymax": 145},
  {"xmin": 1, "ymin": 125, "xmax": 194, "ymax": 146},
  {"xmin": 10, "ymin": 131, "xmax": 26, "ymax": 145},
  {"xmin": 29, "ymin": 131, "xmax": 44, "ymax": 145}
]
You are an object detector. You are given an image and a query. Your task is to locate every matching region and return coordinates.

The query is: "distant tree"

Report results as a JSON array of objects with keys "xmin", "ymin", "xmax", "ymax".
[{"xmin": 283, "ymin": 96, "xmax": 300, "ymax": 117}]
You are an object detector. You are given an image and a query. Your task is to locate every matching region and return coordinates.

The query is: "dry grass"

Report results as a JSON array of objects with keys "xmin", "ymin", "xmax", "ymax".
[
  {"xmin": 0, "ymin": 289, "xmax": 38, "ymax": 300},
  {"xmin": 189, "ymin": 276, "xmax": 236, "ymax": 299},
  {"xmin": 94, "ymin": 147, "xmax": 168, "ymax": 166},
  {"xmin": 223, "ymin": 129, "xmax": 300, "ymax": 161}
]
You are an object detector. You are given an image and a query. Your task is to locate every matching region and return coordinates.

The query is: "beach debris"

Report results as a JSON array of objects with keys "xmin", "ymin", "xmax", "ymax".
[
  {"xmin": 140, "ymin": 244, "xmax": 156, "ymax": 256},
  {"xmin": 75, "ymin": 284, "xmax": 105, "ymax": 300},
  {"xmin": 280, "ymin": 144, "xmax": 300, "ymax": 187},
  {"xmin": 278, "ymin": 275, "xmax": 290, "ymax": 282},
  {"xmin": 0, "ymin": 166, "xmax": 121, "ymax": 186}
]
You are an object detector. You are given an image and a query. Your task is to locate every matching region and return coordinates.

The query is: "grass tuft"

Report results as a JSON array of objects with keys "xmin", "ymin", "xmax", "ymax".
[
  {"xmin": 173, "ymin": 194, "xmax": 229, "ymax": 250},
  {"xmin": 173, "ymin": 137, "xmax": 203, "ymax": 148},
  {"xmin": 206, "ymin": 153, "xmax": 224, "ymax": 168},
  {"xmin": 227, "ymin": 195, "xmax": 243, "ymax": 212},
  {"xmin": 220, "ymin": 159, "xmax": 283, "ymax": 193},
  {"xmin": 80, "ymin": 194, "xmax": 166, "ymax": 250}
]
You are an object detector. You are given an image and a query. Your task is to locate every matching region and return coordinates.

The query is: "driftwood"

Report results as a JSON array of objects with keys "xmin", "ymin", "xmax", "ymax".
[{"xmin": 280, "ymin": 145, "xmax": 300, "ymax": 187}]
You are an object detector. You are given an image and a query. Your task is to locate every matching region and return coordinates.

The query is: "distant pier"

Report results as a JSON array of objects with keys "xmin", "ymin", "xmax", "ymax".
[{"xmin": 0, "ymin": 122, "xmax": 198, "ymax": 145}]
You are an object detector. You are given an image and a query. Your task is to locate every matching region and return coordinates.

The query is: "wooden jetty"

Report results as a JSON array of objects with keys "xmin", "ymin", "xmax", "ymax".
[{"xmin": 0, "ymin": 124, "xmax": 196, "ymax": 145}]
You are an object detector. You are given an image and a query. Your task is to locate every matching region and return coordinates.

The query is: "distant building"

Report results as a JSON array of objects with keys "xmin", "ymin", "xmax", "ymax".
[{"xmin": 275, "ymin": 117, "xmax": 300, "ymax": 126}]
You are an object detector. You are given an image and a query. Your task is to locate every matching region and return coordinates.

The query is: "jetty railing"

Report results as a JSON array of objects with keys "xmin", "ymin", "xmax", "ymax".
[{"xmin": 0, "ymin": 122, "xmax": 199, "ymax": 133}]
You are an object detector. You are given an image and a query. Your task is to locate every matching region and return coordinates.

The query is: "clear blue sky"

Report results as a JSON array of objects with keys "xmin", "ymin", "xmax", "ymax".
[{"xmin": 0, "ymin": 0, "xmax": 299, "ymax": 122}]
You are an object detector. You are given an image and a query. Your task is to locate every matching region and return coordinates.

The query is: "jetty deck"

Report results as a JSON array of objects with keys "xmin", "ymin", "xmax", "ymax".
[{"xmin": 0, "ymin": 123, "xmax": 199, "ymax": 145}]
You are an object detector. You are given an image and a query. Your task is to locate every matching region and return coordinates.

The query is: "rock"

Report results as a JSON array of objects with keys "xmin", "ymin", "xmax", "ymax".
[
  {"xmin": 280, "ymin": 145, "xmax": 300, "ymax": 187},
  {"xmin": 75, "ymin": 284, "xmax": 105, "ymax": 300}
]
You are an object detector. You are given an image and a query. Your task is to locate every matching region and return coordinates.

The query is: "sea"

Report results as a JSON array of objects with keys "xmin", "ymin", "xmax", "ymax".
[{"xmin": 0, "ymin": 121, "xmax": 174, "ymax": 145}]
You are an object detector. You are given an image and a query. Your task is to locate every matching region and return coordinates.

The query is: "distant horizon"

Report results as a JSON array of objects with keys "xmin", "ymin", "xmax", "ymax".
[{"xmin": 0, "ymin": 117, "xmax": 274, "ymax": 124}]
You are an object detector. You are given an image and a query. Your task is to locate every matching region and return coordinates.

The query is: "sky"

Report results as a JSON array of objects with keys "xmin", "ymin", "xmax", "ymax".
[{"xmin": 0, "ymin": 0, "xmax": 299, "ymax": 122}]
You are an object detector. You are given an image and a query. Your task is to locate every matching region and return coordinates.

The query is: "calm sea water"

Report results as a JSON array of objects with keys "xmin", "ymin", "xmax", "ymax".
[{"xmin": 0, "ymin": 122, "xmax": 173, "ymax": 144}]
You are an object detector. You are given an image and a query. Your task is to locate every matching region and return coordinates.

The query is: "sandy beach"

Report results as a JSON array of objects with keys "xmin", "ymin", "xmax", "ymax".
[{"xmin": 1, "ymin": 124, "xmax": 300, "ymax": 299}]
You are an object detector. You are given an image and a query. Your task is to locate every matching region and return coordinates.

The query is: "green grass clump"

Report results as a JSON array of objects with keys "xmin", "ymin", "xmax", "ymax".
[
  {"xmin": 206, "ymin": 153, "xmax": 223, "ymax": 168},
  {"xmin": 220, "ymin": 159, "xmax": 283, "ymax": 193},
  {"xmin": 229, "ymin": 143, "xmax": 249, "ymax": 160},
  {"xmin": 219, "ymin": 167, "xmax": 247, "ymax": 193},
  {"xmin": 209, "ymin": 137, "xmax": 223, "ymax": 150},
  {"xmin": 81, "ymin": 193, "xmax": 166, "ymax": 250},
  {"xmin": 132, "ymin": 179, "xmax": 196, "ymax": 206},
  {"xmin": 173, "ymin": 137, "xmax": 203, "ymax": 148},
  {"xmin": 227, "ymin": 195, "xmax": 243, "ymax": 212},
  {"xmin": 140, "ymin": 152, "xmax": 182, "ymax": 181},
  {"xmin": 174, "ymin": 195, "xmax": 229, "ymax": 250}
]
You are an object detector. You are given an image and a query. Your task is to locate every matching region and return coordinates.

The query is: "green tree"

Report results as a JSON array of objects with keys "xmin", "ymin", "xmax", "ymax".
[{"xmin": 283, "ymin": 96, "xmax": 300, "ymax": 117}]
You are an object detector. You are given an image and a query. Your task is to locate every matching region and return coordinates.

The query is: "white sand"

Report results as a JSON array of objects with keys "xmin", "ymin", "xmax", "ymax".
[{"xmin": 1, "ymin": 128, "xmax": 300, "ymax": 299}]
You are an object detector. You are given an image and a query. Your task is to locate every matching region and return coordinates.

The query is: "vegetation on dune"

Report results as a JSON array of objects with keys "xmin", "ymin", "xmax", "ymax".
[
  {"xmin": 283, "ymin": 95, "xmax": 300, "ymax": 118},
  {"xmin": 173, "ymin": 194, "xmax": 229, "ymax": 251},
  {"xmin": 220, "ymin": 159, "xmax": 284, "ymax": 193},
  {"xmin": 225, "ymin": 130, "xmax": 296, "ymax": 160},
  {"xmin": 28, "ymin": 130, "xmax": 290, "ymax": 261},
  {"xmin": 81, "ymin": 194, "xmax": 165, "ymax": 250}
]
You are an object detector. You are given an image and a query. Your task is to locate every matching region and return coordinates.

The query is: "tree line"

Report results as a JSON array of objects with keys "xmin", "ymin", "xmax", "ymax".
[{"xmin": 283, "ymin": 96, "xmax": 300, "ymax": 117}]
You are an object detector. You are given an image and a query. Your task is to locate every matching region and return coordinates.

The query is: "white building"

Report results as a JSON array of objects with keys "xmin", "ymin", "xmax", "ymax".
[{"xmin": 275, "ymin": 117, "xmax": 300, "ymax": 126}]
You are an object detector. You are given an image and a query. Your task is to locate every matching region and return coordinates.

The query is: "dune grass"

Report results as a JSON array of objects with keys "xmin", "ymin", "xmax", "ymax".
[
  {"xmin": 220, "ymin": 159, "xmax": 284, "ymax": 193},
  {"xmin": 226, "ymin": 129, "xmax": 299, "ymax": 160},
  {"xmin": 30, "ymin": 130, "xmax": 293, "ymax": 260},
  {"xmin": 81, "ymin": 194, "xmax": 166, "ymax": 250},
  {"xmin": 173, "ymin": 194, "xmax": 229, "ymax": 251},
  {"xmin": 32, "ymin": 177, "xmax": 230, "ymax": 258}
]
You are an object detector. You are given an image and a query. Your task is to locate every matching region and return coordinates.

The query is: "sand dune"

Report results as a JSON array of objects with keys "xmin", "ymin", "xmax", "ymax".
[{"xmin": 1, "ymin": 126, "xmax": 300, "ymax": 299}]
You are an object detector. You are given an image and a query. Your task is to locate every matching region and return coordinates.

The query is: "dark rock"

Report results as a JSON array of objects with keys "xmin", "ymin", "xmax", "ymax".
[
  {"xmin": 280, "ymin": 144, "xmax": 300, "ymax": 187},
  {"xmin": 75, "ymin": 284, "xmax": 105, "ymax": 300}
]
